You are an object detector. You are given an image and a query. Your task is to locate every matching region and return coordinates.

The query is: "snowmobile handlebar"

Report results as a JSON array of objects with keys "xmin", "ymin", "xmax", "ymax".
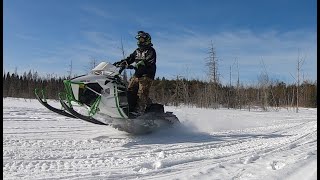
[
  {"xmin": 118, "ymin": 65, "xmax": 126, "ymax": 74},
  {"xmin": 116, "ymin": 64, "xmax": 137, "ymax": 74}
]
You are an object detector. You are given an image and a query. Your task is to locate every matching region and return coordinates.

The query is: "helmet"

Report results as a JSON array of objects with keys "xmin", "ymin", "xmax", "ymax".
[{"xmin": 135, "ymin": 31, "xmax": 152, "ymax": 47}]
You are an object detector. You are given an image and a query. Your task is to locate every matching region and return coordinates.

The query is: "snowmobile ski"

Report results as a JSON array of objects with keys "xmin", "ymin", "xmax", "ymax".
[
  {"xmin": 59, "ymin": 99, "xmax": 107, "ymax": 125},
  {"xmin": 35, "ymin": 88, "xmax": 77, "ymax": 119}
]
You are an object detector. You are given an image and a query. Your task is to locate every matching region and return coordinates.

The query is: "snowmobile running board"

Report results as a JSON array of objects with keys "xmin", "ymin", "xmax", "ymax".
[
  {"xmin": 35, "ymin": 88, "xmax": 77, "ymax": 119},
  {"xmin": 59, "ymin": 99, "xmax": 107, "ymax": 126}
]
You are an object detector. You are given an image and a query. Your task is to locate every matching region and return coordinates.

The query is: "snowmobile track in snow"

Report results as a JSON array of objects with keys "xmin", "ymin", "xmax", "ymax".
[{"xmin": 3, "ymin": 98, "xmax": 317, "ymax": 180}]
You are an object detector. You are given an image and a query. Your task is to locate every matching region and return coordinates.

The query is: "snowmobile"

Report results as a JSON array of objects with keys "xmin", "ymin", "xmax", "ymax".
[{"xmin": 35, "ymin": 62, "xmax": 180, "ymax": 134}]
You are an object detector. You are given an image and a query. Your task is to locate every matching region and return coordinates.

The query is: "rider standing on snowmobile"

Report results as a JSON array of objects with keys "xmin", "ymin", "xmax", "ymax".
[{"xmin": 113, "ymin": 31, "xmax": 156, "ymax": 115}]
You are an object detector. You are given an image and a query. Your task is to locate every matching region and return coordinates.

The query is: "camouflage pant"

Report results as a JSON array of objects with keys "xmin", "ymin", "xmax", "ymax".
[{"xmin": 127, "ymin": 76, "xmax": 153, "ymax": 113}]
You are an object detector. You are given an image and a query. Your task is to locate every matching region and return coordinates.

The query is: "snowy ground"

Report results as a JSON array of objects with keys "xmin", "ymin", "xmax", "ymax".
[{"xmin": 3, "ymin": 98, "xmax": 317, "ymax": 180}]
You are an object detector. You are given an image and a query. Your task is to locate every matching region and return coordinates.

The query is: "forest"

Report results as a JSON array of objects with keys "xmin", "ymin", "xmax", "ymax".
[{"xmin": 3, "ymin": 70, "xmax": 317, "ymax": 111}]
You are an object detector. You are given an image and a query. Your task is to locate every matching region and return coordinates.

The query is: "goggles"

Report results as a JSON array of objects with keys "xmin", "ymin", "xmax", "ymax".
[
  {"xmin": 137, "ymin": 37, "xmax": 145, "ymax": 42},
  {"xmin": 135, "ymin": 34, "xmax": 147, "ymax": 40}
]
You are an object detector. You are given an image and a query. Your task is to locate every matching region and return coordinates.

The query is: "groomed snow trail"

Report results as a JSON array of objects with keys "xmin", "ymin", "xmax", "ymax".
[{"xmin": 3, "ymin": 98, "xmax": 317, "ymax": 180}]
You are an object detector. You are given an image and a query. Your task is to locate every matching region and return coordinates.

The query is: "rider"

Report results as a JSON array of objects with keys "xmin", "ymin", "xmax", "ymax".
[{"xmin": 113, "ymin": 31, "xmax": 156, "ymax": 115}]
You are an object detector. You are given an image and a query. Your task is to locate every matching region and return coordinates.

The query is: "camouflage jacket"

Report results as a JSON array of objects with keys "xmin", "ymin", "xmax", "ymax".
[{"xmin": 121, "ymin": 46, "xmax": 156, "ymax": 79}]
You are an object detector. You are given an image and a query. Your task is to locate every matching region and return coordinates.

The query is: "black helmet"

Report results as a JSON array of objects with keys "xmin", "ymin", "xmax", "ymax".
[{"xmin": 135, "ymin": 31, "xmax": 152, "ymax": 47}]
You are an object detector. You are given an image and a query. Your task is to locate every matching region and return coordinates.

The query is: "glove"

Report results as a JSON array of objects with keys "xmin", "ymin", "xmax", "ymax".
[
  {"xmin": 113, "ymin": 60, "xmax": 127, "ymax": 67},
  {"xmin": 127, "ymin": 65, "xmax": 136, "ymax": 70},
  {"xmin": 113, "ymin": 61, "xmax": 121, "ymax": 66}
]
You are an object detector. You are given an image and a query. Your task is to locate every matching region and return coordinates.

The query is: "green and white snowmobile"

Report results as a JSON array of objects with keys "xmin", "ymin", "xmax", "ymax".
[{"xmin": 35, "ymin": 62, "xmax": 179, "ymax": 134}]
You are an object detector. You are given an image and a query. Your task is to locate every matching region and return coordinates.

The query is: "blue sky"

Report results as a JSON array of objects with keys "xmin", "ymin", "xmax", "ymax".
[{"xmin": 4, "ymin": 0, "xmax": 317, "ymax": 85}]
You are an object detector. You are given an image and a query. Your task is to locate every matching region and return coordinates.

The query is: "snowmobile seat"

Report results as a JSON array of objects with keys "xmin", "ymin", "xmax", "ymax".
[{"xmin": 145, "ymin": 103, "xmax": 165, "ymax": 113}]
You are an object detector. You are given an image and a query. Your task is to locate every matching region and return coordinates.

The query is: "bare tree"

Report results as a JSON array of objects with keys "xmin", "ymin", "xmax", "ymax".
[
  {"xmin": 260, "ymin": 59, "xmax": 278, "ymax": 111},
  {"xmin": 205, "ymin": 40, "xmax": 220, "ymax": 108},
  {"xmin": 81, "ymin": 57, "xmax": 99, "ymax": 74},
  {"xmin": 289, "ymin": 51, "xmax": 306, "ymax": 112},
  {"xmin": 296, "ymin": 51, "xmax": 306, "ymax": 113},
  {"xmin": 206, "ymin": 40, "xmax": 219, "ymax": 84},
  {"xmin": 171, "ymin": 75, "xmax": 189, "ymax": 106},
  {"xmin": 67, "ymin": 60, "xmax": 72, "ymax": 79},
  {"xmin": 237, "ymin": 60, "xmax": 240, "ymax": 108},
  {"xmin": 227, "ymin": 65, "xmax": 232, "ymax": 109},
  {"xmin": 90, "ymin": 58, "xmax": 98, "ymax": 69},
  {"xmin": 119, "ymin": 37, "xmax": 128, "ymax": 84}
]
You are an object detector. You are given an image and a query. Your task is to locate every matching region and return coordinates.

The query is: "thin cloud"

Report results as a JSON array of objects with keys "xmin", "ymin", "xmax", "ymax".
[
  {"xmin": 80, "ymin": 31, "xmax": 130, "ymax": 58},
  {"xmin": 151, "ymin": 29, "xmax": 316, "ymax": 83},
  {"xmin": 17, "ymin": 28, "xmax": 315, "ymax": 84},
  {"xmin": 15, "ymin": 33, "xmax": 38, "ymax": 41},
  {"xmin": 51, "ymin": 28, "xmax": 315, "ymax": 83},
  {"xmin": 80, "ymin": 6, "xmax": 115, "ymax": 20}
]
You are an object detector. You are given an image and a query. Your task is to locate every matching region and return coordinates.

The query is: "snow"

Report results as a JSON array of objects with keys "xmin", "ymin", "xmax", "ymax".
[{"xmin": 3, "ymin": 97, "xmax": 317, "ymax": 180}]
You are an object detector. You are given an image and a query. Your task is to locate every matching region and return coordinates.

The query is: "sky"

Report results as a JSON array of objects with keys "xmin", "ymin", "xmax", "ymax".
[{"xmin": 3, "ymin": 0, "xmax": 317, "ymax": 85}]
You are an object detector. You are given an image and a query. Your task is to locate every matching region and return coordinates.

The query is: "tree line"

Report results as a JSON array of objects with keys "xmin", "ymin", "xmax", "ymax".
[
  {"xmin": 3, "ymin": 71, "xmax": 65, "ymax": 100},
  {"xmin": 150, "ymin": 77, "xmax": 317, "ymax": 110},
  {"xmin": 3, "ymin": 70, "xmax": 317, "ymax": 110}
]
